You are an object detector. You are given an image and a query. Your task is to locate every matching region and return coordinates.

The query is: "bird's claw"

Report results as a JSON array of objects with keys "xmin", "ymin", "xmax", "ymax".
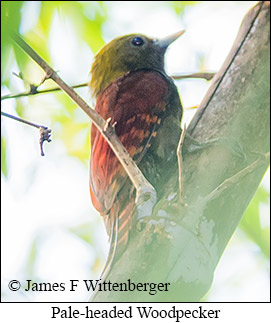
[{"xmin": 135, "ymin": 186, "xmax": 157, "ymax": 220}]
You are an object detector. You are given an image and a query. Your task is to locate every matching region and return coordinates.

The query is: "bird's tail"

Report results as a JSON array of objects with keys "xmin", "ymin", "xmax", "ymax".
[
  {"xmin": 89, "ymin": 196, "xmax": 136, "ymax": 301},
  {"xmin": 103, "ymin": 196, "xmax": 135, "ymax": 276}
]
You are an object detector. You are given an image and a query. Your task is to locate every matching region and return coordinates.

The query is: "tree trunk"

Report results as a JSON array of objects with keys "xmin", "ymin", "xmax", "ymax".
[{"xmin": 91, "ymin": 1, "xmax": 270, "ymax": 302}]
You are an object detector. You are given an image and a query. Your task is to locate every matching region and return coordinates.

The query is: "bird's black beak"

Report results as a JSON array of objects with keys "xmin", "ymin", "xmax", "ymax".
[{"xmin": 156, "ymin": 30, "xmax": 185, "ymax": 49}]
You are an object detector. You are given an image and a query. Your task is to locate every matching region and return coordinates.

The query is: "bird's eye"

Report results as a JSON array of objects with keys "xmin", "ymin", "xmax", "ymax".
[{"xmin": 131, "ymin": 37, "xmax": 145, "ymax": 47}]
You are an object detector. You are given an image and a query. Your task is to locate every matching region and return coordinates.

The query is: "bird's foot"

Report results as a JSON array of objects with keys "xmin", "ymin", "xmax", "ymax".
[{"xmin": 135, "ymin": 185, "xmax": 157, "ymax": 220}]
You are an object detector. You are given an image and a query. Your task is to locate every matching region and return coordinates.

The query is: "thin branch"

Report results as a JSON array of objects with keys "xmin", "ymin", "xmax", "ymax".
[
  {"xmin": 1, "ymin": 73, "xmax": 215, "ymax": 101},
  {"xmin": 12, "ymin": 33, "xmax": 157, "ymax": 214},
  {"xmin": 1, "ymin": 82, "xmax": 88, "ymax": 101},
  {"xmin": 177, "ymin": 123, "xmax": 186, "ymax": 204},
  {"xmin": 172, "ymin": 72, "xmax": 215, "ymax": 81},
  {"xmin": 39, "ymin": 127, "xmax": 52, "ymax": 156},
  {"xmin": 1, "ymin": 111, "xmax": 45, "ymax": 129},
  {"xmin": 1, "ymin": 111, "xmax": 51, "ymax": 156},
  {"xmin": 205, "ymin": 152, "xmax": 270, "ymax": 202}
]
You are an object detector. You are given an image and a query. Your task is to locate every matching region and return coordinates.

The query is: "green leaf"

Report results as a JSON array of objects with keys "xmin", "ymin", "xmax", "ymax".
[
  {"xmin": 1, "ymin": 1, "xmax": 24, "ymax": 81},
  {"xmin": 54, "ymin": 1, "xmax": 106, "ymax": 53},
  {"xmin": 24, "ymin": 236, "xmax": 39, "ymax": 279},
  {"xmin": 1, "ymin": 1, "xmax": 24, "ymax": 42},
  {"xmin": 1, "ymin": 135, "xmax": 8, "ymax": 178},
  {"xmin": 170, "ymin": 1, "xmax": 199, "ymax": 16},
  {"xmin": 38, "ymin": 1, "xmax": 56, "ymax": 37},
  {"xmin": 239, "ymin": 185, "xmax": 270, "ymax": 259},
  {"xmin": 69, "ymin": 222, "xmax": 94, "ymax": 245}
]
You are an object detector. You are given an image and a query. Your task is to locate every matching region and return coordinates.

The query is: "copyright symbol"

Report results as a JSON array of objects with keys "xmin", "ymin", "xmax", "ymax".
[{"xmin": 8, "ymin": 280, "xmax": 21, "ymax": 291}]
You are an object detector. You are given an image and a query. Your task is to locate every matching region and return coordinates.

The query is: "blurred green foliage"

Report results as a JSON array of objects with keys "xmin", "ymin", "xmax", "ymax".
[
  {"xmin": 240, "ymin": 185, "xmax": 270, "ymax": 259},
  {"xmin": 171, "ymin": 1, "xmax": 198, "ymax": 15},
  {"xmin": 1, "ymin": 1, "xmax": 108, "ymax": 169},
  {"xmin": 1, "ymin": 2, "xmax": 109, "ymax": 297},
  {"xmin": 1, "ymin": 135, "xmax": 8, "ymax": 177},
  {"xmin": 1, "ymin": 1, "xmax": 24, "ymax": 84}
]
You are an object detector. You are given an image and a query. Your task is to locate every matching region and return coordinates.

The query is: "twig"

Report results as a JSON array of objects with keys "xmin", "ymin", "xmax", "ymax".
[
  {"xmin": 1, "ymin": 111, "xmax": 51, "ymax": 156},
  {"xmin": 2, "ymin": 111, "xmax": 44, "ymax": 129},
  {"xmin": 12, "ymin": 33, "xmax": 157, "ymax": 215},
  {"xmin": 184, "ymin": 105, "xmax": 198, "ymax": 110},
  {"xmin": 205, "ymin": 152, "xmax": 270, "ymax": 202},
  {"xmin": 172, "ymin": 72, "xmax": 215, "ymax": 81},
  {"xmin": 177, "ymin": 123, "xmax": 187, "ymax": 204},
  {"xmin": 1, "ymin": 82, "xmax": 88, "ymax": 101},
  {"xmin": 1, "ymin": 73, "xmax": 216, "ymax": 101},
  {"xmin": 39, "ymin": 127, "xmax": 52, "ymax": 156}
]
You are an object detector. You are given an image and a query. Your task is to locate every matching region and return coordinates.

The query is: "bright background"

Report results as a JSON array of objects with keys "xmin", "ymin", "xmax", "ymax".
[{"xmin": 1, "ymin": 1, "xmax": 270, "ymax": 302}]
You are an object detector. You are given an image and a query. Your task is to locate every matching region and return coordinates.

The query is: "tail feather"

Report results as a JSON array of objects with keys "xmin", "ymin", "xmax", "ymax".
[
  {"xmin": 102, "ymin": 197, "xmax": 136, "ymax": 276},
  {"xmin": 89, "ymin": 189, "xmax": 136, "ymax": 301},
  {"xmin": 104, "ymin": 197, "xmax": 135, "ymax": 273}
]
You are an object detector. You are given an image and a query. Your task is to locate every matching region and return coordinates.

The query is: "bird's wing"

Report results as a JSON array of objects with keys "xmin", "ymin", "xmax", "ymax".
[{"xmin": 89, "ymin": 70, "xmax": 169, "ymax": 226}]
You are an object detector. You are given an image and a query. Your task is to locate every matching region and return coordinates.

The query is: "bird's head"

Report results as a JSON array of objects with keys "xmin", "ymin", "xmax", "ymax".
[{"xmin": 90, "ymin": 31, "xmax": 185, "ymax": 97}]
